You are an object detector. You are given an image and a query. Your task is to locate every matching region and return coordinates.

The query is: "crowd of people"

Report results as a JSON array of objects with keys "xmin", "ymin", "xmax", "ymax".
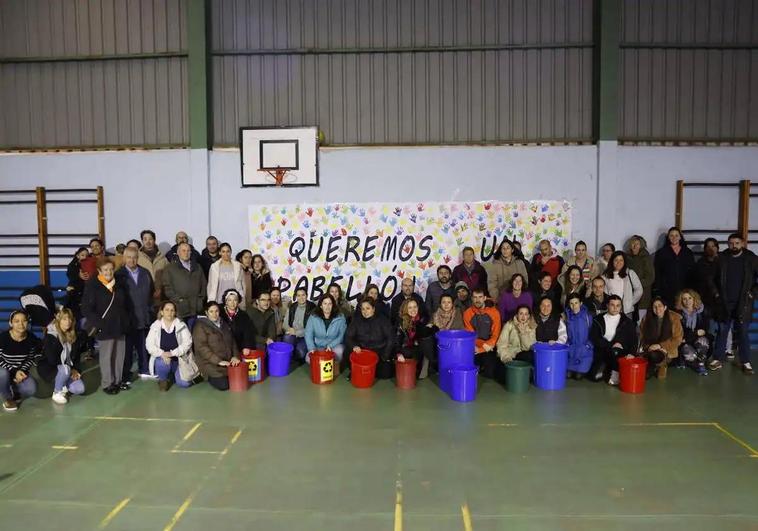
[{"xmin": 0, "ymin": 226, "xmax": 755, "ymax": 411}]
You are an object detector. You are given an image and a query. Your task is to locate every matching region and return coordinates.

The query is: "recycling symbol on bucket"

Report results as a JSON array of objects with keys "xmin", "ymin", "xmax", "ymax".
[
  {"xmin": 249, "ymin": 360, "xmax": 258, "ymax": 375},
  {"xmin": 322, "ymin": 361, "xmax": 333, "ymax": 373}
]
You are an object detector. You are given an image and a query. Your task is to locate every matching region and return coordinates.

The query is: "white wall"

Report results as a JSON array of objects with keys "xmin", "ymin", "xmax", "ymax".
[
  {"xmin": 209, "ymin": 145, "xmax": 598, "ymax": 255},
  {"xmin": 614, "ymin": 145, "xmax": 758, "ymax": 252},
  {"xmin": 2, "ymin": 144, "xmax": 758, "ymax": 262}
]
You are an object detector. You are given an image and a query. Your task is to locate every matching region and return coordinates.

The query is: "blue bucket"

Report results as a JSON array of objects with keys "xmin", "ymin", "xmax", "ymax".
[
  {"xmin": 436, "ymin": 330, "xmax": 476, "ymax": 393},
  {"xmin": 533, "ymin": 342, "xmax": 569, "ymax": 390},
  {"xmin": 448, "ymin": 365, "xmax": 478, "ymax": 402},
  {"xmin": 267, "ymin": 342, "xmax": 293, "ymax": 377}
]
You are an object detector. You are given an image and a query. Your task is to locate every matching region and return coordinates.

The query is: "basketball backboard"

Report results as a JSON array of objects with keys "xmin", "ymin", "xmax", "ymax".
[{"xmin": 240, "ymin": 126, "xmax": 319, "ymax": 187}]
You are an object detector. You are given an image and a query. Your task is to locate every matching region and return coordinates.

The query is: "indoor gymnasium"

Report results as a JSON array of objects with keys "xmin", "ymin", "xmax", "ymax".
[{"xmin": 0, "ymin": 1, "xmax": 757, "ymax": 530}]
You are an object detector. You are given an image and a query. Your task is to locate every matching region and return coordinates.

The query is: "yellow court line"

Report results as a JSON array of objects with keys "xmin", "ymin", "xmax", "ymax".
[
  {"xmin": 712, "ymin": 423, "xmax": 758, "ymax": 457},
  {"xmin": 163, "ymin": 428, "xmax": 243, "ymax": 530},
  {"xmin": 92, "ymin": 416, "xmax": 197, "ymax": 423},
  {"xmin": 486, "ymin": 423, "xmax": 518, "ymax": 427},
  {"xmin": 461, "ymin": 502, "xmax": 473, "ymax": 531},
  {"xmin": 170, "ymin": 449, "xmax": 223, "ymax": 455},
  {"xmin": 51, "ymin": 445, "xmax": 78, "ymax": 450},
  {"xmin": 394, "ymin": 480, "xmax": 403, "ymax": 531},
  {"xmin": 98, "ymin": 497, "xmax": 131, "ymax": 529},
  {"xmin": 172, "ymin": 422, "xmax": 203, "ymax": 452},
  {"xmin": 0, "ymin": 443, "xmax": 13, "ymax": 448},
  {"xmin": 164, "ymin": 495, "xmax": 194, "ymax": 531}
]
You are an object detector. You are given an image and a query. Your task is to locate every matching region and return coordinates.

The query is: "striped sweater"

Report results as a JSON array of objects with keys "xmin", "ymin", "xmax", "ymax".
[{"xmin": 0, "ymin": 331, "xmax": 41, "ymax": 373}]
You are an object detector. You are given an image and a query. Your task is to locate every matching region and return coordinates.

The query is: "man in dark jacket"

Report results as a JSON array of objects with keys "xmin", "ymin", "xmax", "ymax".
[
  {"xmin": 584, "ymin": 276, "xmax": 610, "ymax": 315},
  {"xmin": 452, "ymin": 246, "xmax": 488, "ymax": 295},
  {"xmin": 589, "ymin": 295, "xmax": 637, "ymax": 384},
  {"xmin": 161, "ymin": 243, "xmax": 207, "ymax": 329},
  {"xmin": 390, "ymin": 277, "xmax": 427, "ymax": 326},
  {"xmin": 116, "ymin": 247, "xmax": 154, "ymax": 382},
  {"xmin": 425, "ymin": 265, "xmax": 455, "ymax": 314},
  {"xmin": 199, "ymin": 236, "xmax": 221, "ymax": 277},
  {"xmin": 165, "ymin": 231, "xmax": 202, "ymax": 264},
  {"xmin": 709, "ymin": 233, "xmax": 758, "ymax": 374},
  {"xmin": 247, "ymin": 292, "xmax": 277, "ymax": 350}
]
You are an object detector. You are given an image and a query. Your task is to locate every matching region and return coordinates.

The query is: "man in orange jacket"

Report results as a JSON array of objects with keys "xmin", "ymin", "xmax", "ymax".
[{"xmin": 463, "ymin": 288, "xmax": 502, "ymax": 378}]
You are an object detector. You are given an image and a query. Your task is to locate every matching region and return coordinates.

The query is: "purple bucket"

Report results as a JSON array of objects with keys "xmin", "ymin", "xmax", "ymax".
[
  {"xmin": 267, "ymin": 342, "xmax": 293, "ymax": 377},
  {"xmin": 436, "ymin": 330, "xmax": 475, "ymax": 393},
  {"xmin": 448, "ymin": 365, "xmax": 478, "ymax": 402}
]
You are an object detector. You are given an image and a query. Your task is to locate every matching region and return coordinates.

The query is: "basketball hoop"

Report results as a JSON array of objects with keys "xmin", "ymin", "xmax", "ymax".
[{"xmin": 258, "ymin": 167, "xmax": 291, "ymax": 187}]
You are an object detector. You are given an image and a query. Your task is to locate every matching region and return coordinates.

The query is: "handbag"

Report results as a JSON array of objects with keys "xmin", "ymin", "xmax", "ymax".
[{"xmin": 88, "ymin": 290, "xmax": 115, "ymax": 337}]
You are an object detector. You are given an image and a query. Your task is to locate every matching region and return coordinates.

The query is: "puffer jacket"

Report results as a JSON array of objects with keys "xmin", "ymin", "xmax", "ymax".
[
  {"xmin": 344, "ymin": 313, "xmax": 395, "ymax": 361},
  {"xmin": 496, "ymin": 317, "xmax": 537, "ymax": 363},
  {"xmin": 191, "ymin": 317, "xmax": 238, "ymax": 378},
  {"xmin": 305, "ymin": 314, "xmax": 347, "ymax": 352},
  {"xmin": 565, "ymin": 305, "xmax": 594, "ymax": 373}
]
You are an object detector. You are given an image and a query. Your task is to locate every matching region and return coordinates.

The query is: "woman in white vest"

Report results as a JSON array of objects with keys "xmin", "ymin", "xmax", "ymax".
[{"xmin": 145, "ymin": 301, "xmax": 199, "ymax": 391}]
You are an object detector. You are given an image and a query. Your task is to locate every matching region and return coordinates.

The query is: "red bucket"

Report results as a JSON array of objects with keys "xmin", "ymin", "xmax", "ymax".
[
  {"xmin": 228, "ymin": 361, "xmax": 249, "ymax": 392},
  {"xmin": 350, "ymin": 350, "xmax": 379, "ymax": 389},
  {"xmin": 619, "ymin": 356, "xmax": 648, "ymax": 394},
  {"xmin": 242, "ymin": 349, "xmax": 266, "ymax": 384},
  {"xmin": 395, "ymin": 358, "xmax": 417, "ymax": 389},
  {"xmin": 310, "ymin": 350, "xmax": 335, "ymax": 385}
]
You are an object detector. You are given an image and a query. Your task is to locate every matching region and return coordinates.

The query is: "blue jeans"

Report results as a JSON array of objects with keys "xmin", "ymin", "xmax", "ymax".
[
  {"xmin": 283, "ymin": 335, "xmax": 308, "ymax": 361},
  {"xmin": 715, "ymin": 318, "xmax": 751, "ymax": 364},
  {"xmin": 54, "ymin": 365, "xmax": 85, "ymax": 394},
  {"xmin": 154, "ymin": 357, "xmax": 191, "ymax": 388},
  {"xmin": 0, "ymin": 368, "xmax": 37, "ymax": 400}
]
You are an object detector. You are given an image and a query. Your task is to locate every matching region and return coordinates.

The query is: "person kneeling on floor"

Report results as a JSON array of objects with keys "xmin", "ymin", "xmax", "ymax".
[
  {"xmin": 304, "ymin": 294, "xmax": 347, "ymax": 372},
  {"xmin": 463, "ymin": 288, "xmax": 502, "ymax": 378},
  {"xmin": 39, "ymin": 308, "xmax": 86, "ymax": 405},
  {"xmin": 192, "ymin": 302, "xmax": 240, "ymax": 391},
  {"xmin": 496, "ymin": 305, "xmax": 537, "ymax": 365},
  {"xmin": 589, "ymin": 295, "xmax": 637, "ymax": 385},
  {"xmin": 0, "ymin": 310, "xmax": 41, "ymax": 412},
  {"xmin": 344, "ymin": 298, "xmax": 395, "ymax": 379},
  {"xmin": 639, "ymin": 297, "xmax": 683, "ymax": 380},
  {"xmin": 146, "ymin": 301, "xmax": 199, "ymax": 391}
]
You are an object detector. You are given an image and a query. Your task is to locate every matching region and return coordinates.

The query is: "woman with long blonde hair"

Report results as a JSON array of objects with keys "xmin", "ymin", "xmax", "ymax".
[
  {"xmin": 674, "ymin": 288, "xmax": 711, "ymax": 375},
  {"xmin": 39, "ymin": 308, "xmax": 86, "ymax": 405}
]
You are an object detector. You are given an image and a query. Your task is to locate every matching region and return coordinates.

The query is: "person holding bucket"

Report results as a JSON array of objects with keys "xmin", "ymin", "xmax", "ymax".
[
  {"xmin": 564, "ymin": 293, "xmax": 594, "ymax": 379},
  {"xmin": 220, "ymin": 289, "xmax": 257, "ymax": 350},
  {"xmin": 395, "ymin": 298, "xmax": 435, "ymax": 378},
  {"xmin": 589, "ymin": 295, "xmax": 637, "ymax": 385},
  {"xmin": 304, "ymin": 294, "xmax": 347, "ymax": 368},
  {"xmin": 345, "ymin": 298, "xmax": 395, "ymax": 379},
  {"xmin": 146, "ymin": 301, "xmax": 199, "ymax": 391},
  {"xmin": 496, "ymin": 305, "xmax": 537, "ymax": 363},
  {"xmin": 192, "ymin": 301, "xmax": 240, "ymax": 391},
  {"xmin": 639, "ymin": 297, "xmax": 684, "ymax": 380}
]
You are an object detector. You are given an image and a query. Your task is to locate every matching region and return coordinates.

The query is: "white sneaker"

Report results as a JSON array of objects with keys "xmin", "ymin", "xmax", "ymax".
[
  {"xmin": 607, "ymin": 370, "xmax": 620, "ymax": 386},
  {"xmin": 139, "ymin": 373, "xmax": 157, "ymax": 380},
  {"xmin": 60, "ymin": 385, "xmax": 68, "ymax": 395},
  {"xmin": 51, "ymin": 391, "xmax": 68, "ymax": 405}
]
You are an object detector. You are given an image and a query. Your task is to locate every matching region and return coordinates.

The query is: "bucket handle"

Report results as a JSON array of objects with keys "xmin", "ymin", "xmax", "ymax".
[{"xmin": 438, "ymin": 342, "xmax": 450, "ymax": 350}]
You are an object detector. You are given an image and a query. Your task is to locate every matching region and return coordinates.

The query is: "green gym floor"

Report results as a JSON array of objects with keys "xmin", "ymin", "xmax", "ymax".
[{"xmin": 1, "ymin": 363, "xmax": 757, "ymax": 531}]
